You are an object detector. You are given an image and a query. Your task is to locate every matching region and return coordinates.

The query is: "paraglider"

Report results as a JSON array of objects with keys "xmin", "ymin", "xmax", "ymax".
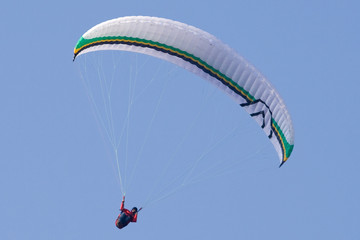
[
  {"xmin": 115, "ymin": 196, "xmax": 142, "ymax": 229},
  {"xmin": 73, "ymin": 16, "xmax": 295, "ymax": 229}
]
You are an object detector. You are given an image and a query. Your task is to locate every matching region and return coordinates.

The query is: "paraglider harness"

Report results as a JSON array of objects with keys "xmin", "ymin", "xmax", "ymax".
[{"xmin": 116, "ymin": 212, "xmax": 133, "ymax": 229}]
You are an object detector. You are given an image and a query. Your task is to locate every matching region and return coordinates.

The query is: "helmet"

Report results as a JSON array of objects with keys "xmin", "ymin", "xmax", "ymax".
[{"xmin": 131, "ymin": 207, "xmax": 138, "ymax": 213}]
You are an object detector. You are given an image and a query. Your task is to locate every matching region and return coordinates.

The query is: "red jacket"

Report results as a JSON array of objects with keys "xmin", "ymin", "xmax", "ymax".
[
  {"xmin": 115, "ymin": 200, "xmax": 138, "ymax": 229},
  {"xmin": 120, "ymin": 200, "xmax": 138, "ymax": 222}
]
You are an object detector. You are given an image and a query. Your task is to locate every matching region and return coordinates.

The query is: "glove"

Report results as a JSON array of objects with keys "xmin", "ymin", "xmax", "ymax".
[{"xmin": 122, "ymin": 195, "xmax": 125, "ymax": 201}]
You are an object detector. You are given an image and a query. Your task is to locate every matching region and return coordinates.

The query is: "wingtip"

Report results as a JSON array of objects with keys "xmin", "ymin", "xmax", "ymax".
[{"xmin": 279, "ymin": 161, "xmax": 286, "ymax": 168}]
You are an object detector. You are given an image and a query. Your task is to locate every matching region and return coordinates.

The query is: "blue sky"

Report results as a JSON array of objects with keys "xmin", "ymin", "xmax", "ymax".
[{"xmin": 1, "ymin": 0, "xmax": 360, "ymax": 239}]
